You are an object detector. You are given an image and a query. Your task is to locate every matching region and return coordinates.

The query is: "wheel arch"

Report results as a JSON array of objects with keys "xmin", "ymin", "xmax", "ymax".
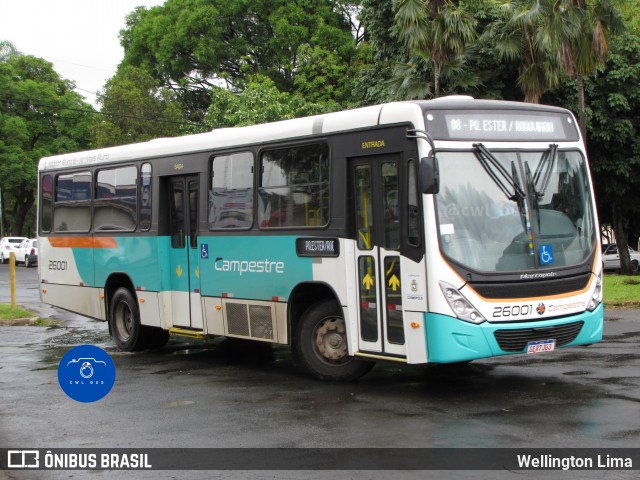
[
  {"xmin": 288, "ymin": 281, "xmax": 342, "ymax": 345},
  {"xmin": 104, "ymin": 272, "xmax": 136, "ymax": 323}
]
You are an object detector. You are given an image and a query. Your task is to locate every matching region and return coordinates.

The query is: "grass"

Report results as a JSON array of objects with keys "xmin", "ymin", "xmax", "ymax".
[
  {"xmin": 603, "ymin": 274, "xmax": 640, "ymax": 308},
  {"xmin": 0, "ymin": 304, "xmax": 35, "ymax": 320},
  {"xmin": 0, "ymin": 304, "xmax": 59, "ymax": 326}
]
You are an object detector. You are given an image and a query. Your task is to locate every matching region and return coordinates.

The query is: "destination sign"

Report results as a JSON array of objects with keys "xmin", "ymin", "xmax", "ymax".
[
  {"xmin": 425, "ymin": 110, "xmax": 580, "ymax": 142},
  {"xmin": 296, "ymin": 238, "xmax": 340, "ymax": 258}
]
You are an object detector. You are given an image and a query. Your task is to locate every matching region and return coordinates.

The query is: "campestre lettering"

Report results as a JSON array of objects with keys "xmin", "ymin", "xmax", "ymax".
[{"xmin": 215, "ymin": 258, "xmax": 284, "ymax": 276}]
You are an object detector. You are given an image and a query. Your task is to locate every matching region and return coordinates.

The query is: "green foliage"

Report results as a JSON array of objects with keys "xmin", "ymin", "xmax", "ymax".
[
  {"xmin": 584, "ymin": 30, "xmax": 640, "ymax": 247},
  {"xmin": 120, "ymin": 0, "xmax": 356, "ymax": 119},
  {"xmin": 205, "ymin": 75, "xmax": 337, "ymax": 128},
  {"xmin": 0, "ymin": 52, "xmax": 92, "ymax": 236},
  {"xmin": 90, "ymin": 65, "xmax": 184, "ymax": 148}
]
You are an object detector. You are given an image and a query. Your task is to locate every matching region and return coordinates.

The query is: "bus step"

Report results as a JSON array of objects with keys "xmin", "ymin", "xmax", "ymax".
[{"xmin": 169, "ymin": 327, "xmax": 206, "ymax": 339}]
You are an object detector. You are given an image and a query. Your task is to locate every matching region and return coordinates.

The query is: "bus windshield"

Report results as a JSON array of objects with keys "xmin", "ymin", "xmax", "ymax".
[{"xmin": 436, "ymin": 148, "xmax": 596, "ymax": 272}]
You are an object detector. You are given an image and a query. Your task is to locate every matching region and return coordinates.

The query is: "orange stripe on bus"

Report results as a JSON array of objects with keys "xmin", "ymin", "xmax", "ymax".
[{"xmin": 49, "ymin": 237, "xmax": 118, "ymax": 248}]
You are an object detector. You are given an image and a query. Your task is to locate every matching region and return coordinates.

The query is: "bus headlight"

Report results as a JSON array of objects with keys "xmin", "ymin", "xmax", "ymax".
[
  {"xmin": 439, "ymin": 281, "xmax": 486, "ymax": 324},
  {"xmin": 587, "ymin": 274, "xmax": 603, "ymax": 311}
]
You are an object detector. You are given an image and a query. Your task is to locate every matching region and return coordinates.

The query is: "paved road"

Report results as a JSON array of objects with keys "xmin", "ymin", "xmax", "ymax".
[{"xmin": 1, "ymin": 264, "xmax": 639, "ymax": 480}]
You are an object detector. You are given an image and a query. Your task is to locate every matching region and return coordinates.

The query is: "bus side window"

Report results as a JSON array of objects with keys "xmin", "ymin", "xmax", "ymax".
[
  {"xmin": 94, "ymin": 166, "xmax": 137, "ymax": 232},
  {"xmin": 209, "ymin": 152, "xmax": 254, "ymax": 229},
  {"xmin": 259, "ymin": 143, "xmax": 329, "ymax": 229},
  {"xmin": 54, "ymin": 171, "xmax": 92, "ymax": 232}
]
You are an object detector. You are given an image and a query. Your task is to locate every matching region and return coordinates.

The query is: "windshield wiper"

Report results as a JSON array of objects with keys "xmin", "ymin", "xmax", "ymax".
[
  {"xmin": 473, "ymin": 144, "xmax": 525, "ymax": 201},
  {"xmin": 532, "ymin": 144, "xmax": 558, "ymax": 198}
]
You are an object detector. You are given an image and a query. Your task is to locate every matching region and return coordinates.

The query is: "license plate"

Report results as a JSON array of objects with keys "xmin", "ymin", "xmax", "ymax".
[{"xmin": 526, "ymin": 339, "xmax": 556, "ymax": 354}]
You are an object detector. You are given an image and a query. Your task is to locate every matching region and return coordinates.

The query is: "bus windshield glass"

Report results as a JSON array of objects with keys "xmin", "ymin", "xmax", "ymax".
[{"xmin": 435, "ymin": 149, "xmax": 596, "ymax": 272}]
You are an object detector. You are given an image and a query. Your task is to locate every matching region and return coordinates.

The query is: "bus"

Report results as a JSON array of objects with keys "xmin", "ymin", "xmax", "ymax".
[{"xmin": 37, "ymin": 96, "xmax": 603, "ymax": 381}]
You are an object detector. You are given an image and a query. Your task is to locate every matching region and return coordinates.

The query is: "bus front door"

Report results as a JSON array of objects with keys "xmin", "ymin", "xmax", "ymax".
[
  {"xmin": 168, "ymin": 175, "xmax": 203, "ymax": 329},
  {"xmin": 351, "ymin": 156, "xmax": 406, "ymax": 358}
]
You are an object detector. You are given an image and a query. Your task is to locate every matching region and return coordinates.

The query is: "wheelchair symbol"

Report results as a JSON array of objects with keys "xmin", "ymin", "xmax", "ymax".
[
  {"xmin": 201, "ymin": 244, "xmax": 209, "ymax": 259},
  {"xmin": 539, "ymin": 244, "xmax": 554, "ymax": 265}
]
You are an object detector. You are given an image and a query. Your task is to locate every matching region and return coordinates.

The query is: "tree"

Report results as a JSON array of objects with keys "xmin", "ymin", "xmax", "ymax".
[
  {"xmin": 90, "ymin": 65, "xmax": 185, "ymax": 148},
  {"xmin": 489, "ymin": 0, "xmax": 573, "ymax": 103},
  {"xmin": 205, "ymin": 75, "xmax": 334, "ymax": 128},
  {"xmin": 585, "ymin": 31, "xmax": 640, "ymax": 273},
  {"xmin": 554, "ymin": 0, "xmax": 625, "ymax": 139},
  {"xmin": 0, "ymin": 52, "xmax": 92, "ymax": 236},
  {"xmin": 119, "ymin": 0, "xmax": 356, "ymax": 120},
  {"xmin": 393, "ymin": 0, "xmax": 478, "ymax": 98}
]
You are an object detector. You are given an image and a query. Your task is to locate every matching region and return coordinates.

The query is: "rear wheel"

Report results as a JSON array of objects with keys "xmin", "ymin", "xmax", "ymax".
[
  {"xmin": 25, "ymin": 256, "xmax": 31, "ymax": 268},
  {"xmin": 293, "ymin": 300, "xmax": 374, "ymax": 381},
  {"xmin": 109, "ymin": 287, "xmax": 145, "ymax": 351}
]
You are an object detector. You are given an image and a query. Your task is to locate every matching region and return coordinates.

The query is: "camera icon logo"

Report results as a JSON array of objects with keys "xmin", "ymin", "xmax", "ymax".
[{"xmin": 58, "ymin": 346, "xmax": 115, "ymax": 403}]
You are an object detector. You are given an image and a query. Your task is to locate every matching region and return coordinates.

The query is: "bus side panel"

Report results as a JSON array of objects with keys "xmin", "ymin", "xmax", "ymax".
[
  {"xmin": 93, "ymin": 236, "xmax": 165, "ymax": 292},
  {"xmin": 39, "ymin": 236, "xmax": 102, "ymax": 319},
  {"xmin": 199, "ymin": 235, "xmax": 313, "ymax": 300}
]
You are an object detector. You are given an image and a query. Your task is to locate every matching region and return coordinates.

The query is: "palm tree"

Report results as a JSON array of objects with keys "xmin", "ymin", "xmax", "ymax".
[
  {"xmin": 394, "ymin": 0, "xmax": 478, "ymax": 98},
  {"xmin": 490, "ymin": 0, "xmax": 577, "ymax": 103},
  {"xmin": 555, "ymin": 0, "xmax": 625, "ymax": 139}
]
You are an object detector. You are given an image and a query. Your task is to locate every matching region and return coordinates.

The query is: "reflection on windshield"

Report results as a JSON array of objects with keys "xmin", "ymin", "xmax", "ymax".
[{"xmin": 436, "ymin": 149, "xmax": 596, "ymax": 272}]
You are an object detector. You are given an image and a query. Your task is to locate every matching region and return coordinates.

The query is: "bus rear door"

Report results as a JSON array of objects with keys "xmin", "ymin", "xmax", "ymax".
[{"xmin": 168, "ymin": 175, "xmax": 204, "ymax": 329}]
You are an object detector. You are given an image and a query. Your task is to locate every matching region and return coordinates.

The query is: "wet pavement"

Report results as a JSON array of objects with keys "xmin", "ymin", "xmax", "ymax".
[{"xmin": 1, "ymin": 264, "xmax": 640, "ymax": 480}]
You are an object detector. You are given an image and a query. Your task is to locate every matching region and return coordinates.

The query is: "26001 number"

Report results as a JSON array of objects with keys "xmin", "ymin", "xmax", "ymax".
[
  {"xmin": 48, "ymin": 260, "xmax": 68, "ymax": 271},
  {"xmin": 493, "ymin": 304, "xmax": 533, "ymax": 318}
]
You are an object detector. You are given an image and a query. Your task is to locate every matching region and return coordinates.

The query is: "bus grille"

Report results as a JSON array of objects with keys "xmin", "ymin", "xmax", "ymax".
[
  {"xmin": 226, "ymin": 302, "xmax": 275, "ymax": 340},
  {"xmin": 494, "ymin": 321, "xmax": 584, "ymax": 352},
  {"xmin": 227, "ymin": 303, "xmax": 250, "ymax": 337},
  {"xmin": 249, "ymin": 305, "xmax": 274, "ymax": 339}
]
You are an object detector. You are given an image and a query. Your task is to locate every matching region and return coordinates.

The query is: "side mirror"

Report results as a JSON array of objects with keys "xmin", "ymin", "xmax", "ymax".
[{"xmin": 420, "ymin": 156, "xmax": 439, "ymax": 194}]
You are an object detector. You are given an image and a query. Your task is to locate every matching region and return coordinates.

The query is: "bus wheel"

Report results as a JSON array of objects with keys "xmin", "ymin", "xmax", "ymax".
[
  {"xmin": 109, "ymin": 288, "xmax": 145, "ymax": 351},
  {"xmin": 293, "ymin": 300, "xmax": 374, "ymax": 382}
]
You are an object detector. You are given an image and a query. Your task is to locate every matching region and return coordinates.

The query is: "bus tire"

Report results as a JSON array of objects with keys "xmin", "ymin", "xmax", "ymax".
[
  {"xmin": 109, "ymin": 287, "xmax": 145, "ymax": 351},
  {"xmin": 144, "ymin": 326, "xmax": 170, "ymax": 350},
  {"xmin": 293, "ymin": 300, "xmax": 374, "ymax": 382}
]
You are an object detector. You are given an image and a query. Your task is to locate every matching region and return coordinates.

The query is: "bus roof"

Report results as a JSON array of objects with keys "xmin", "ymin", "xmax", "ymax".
[{"xmin": 38, "ymin": 98, "xmax": 575, "ymax": 171}]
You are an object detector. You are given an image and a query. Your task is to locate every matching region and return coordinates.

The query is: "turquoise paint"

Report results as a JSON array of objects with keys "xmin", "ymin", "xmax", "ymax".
[
  {"xmin": 91, "ymin": 237, "xmax": 164, "ymax": 291},
  {"xmin": 72, "ymin": 248, "xmax": 94, "ymax": 286},
  {"xmin": 73, "ymin": 235, "xmax": 313, "ymax": 300},
  {"xmin": 199, "ymin": 236, "xmax": 313, "ymax": 300},
  {"xmin": 425, "ymin": 304, "xmax": 604, "ymax": 363}
]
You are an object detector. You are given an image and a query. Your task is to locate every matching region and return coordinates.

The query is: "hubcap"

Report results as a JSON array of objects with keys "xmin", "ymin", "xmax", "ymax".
[{"xmin": 315, "ymin": 317, "xmax": 348, "ymax": 362}]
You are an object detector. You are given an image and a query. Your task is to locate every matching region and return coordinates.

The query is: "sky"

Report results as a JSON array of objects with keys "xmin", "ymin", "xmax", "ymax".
[{"xmin": 0, "ymin": 0, "xmax": 165, "ymax": 107}]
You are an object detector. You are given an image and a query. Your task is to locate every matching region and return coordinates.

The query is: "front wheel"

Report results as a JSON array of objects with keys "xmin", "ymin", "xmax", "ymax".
[
  {"xmin": 631, "ymin": 260, "xmax": 640, "ymax": 274},
  {"xmin": 293, "ymin": 300, "xmax": 374, "ymax": 381},
  {"xmin": 109, "ymin": 287, "xmax": 145, "ymax": 351}
]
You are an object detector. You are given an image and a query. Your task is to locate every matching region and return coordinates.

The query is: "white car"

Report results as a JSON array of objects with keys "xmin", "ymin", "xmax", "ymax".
[
  {"xmin": 602, "ymin": 243, "xmax": 640, "ymax": 274},
  {"xmin": 14, "ymin": 238, "xmax": 38, "ymax": 267},
  {"xmin": 0, "ymin": 236, "xmax": 28, "ymax": 264}
]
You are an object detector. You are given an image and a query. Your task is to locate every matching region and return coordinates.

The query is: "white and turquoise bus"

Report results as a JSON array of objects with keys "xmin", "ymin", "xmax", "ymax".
[{"xmin": 38, "ymin": 97, "xmax": 603, "ymax": 381}]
